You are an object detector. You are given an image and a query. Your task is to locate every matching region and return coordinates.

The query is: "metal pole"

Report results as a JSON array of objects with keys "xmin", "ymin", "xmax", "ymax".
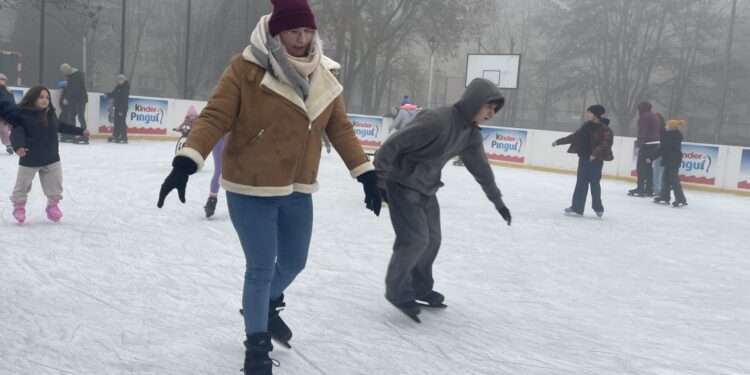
[
  {"xmin": 38, "ymin": 0, "xmax": 46, "ymax": 84},
  {"xmin": 714, "ymin": 0, "xmax": 738, "ymax": 144},
  {"xmin": 82, "ymin": 36, "xmax": 87, "ymax": 74},
  {"xmin": 427, "ymin": 51, "xmax": 434, "ymax": 109},
  {"xmin": 120, "ymin": 0, "xmax": 126, "ymax": 74},
  {"xmin": 183, "ymin": 0, "xmax": 191, "ymax": 99}
]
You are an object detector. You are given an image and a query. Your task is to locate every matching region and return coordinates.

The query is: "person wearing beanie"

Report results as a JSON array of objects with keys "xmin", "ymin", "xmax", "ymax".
[
  {"xmin": 388, "ymin": 103, "xmax": 418, "ymax": 133},
  {"xmin": 629, "ymin": 101, "xmax": 660, "ymax": 196},
  {"xmin": 648, "ymin": 120, "xmax": 687, "ymax": 207},
  {"xmin": 105, "ymin": 74, "xmax": 130, "ymax": 143},
  {"xmin": 156, "ymin": 1, "xmax": 378, "ymax": 373},
  {"xmin": 374, "ymin": 78, "xmax": 512, "ymax": 323},
  {"xmin": 59, "ymin": 63, "xmax": 89, "ymax": 144},
  {"xmin": 553, "ymin": 104, "xmax": 614, "ymax": 217}
]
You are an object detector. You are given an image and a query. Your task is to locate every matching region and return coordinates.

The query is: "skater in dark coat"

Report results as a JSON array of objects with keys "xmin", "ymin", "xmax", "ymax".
[
  {"xmin": 105, "ymin": 74, "xmax": 130, "ymax": 143},
  {"xmin": 648, "ymin": 120, "xmax": 687, "ymax": 206},
  {"xmin": 629, "ymin": 101, "xmax": 660, "ymax": 196},
  {"xmin": 553, "ymin": 105, "xmax": 614, "ymax": 217},
  {"xmin": 374, "ymin": 78, "xmax": 512, "ymax": 322},
  {"xmin": 157, "ymin": 1, "xmax": 380, "ymax": 373},
  {"xmin": 60, "ymin": 63, "xmax": 89, "ymax": 144}
]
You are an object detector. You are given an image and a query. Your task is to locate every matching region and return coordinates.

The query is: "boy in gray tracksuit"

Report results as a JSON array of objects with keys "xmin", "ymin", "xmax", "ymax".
[{"xmin": 374, "ymin": 78, "xmax": 512, "ymax": 322}]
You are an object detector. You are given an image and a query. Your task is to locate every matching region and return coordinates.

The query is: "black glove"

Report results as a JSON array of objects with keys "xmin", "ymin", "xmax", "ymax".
[
  {"xmin": 356, "ymin": 171, "xmax": 382, "ymax": 216},
  {"xmin": 157, "ymin": 156, "xmax": 198, "ymax": 208},
  {"xmin": 499, "ymin": 206, "xmax": 512, "ymax": 226},
  {"xmin": 380, "ymin": 188, "xmax": 389, "ymax": 204}
]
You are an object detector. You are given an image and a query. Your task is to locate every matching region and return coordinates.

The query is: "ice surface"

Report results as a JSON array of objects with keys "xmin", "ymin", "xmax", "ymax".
[{"xmin": 1, "ymin": 141, "xmax": 749, "ymax": 375}]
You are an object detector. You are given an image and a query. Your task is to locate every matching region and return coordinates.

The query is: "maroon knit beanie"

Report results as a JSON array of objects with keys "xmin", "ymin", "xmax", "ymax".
[{"xmin": 269, "ymin": 0, "xmax": 317, "ymax": 37}]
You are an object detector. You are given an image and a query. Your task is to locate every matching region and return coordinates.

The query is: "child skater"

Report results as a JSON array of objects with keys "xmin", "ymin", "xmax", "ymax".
[
  {"xmin": 9, "ymin": 86, "xmax": 89, "ymax": 223},
  {"xmin": 648, "ymin": 120, "xmax": 688, "ymax": 207}
]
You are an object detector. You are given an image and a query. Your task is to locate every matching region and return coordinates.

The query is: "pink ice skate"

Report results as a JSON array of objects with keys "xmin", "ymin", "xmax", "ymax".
[
  {"xmin": 46, "ymin": 198, "xmax": 63, "ymax": 222},
  {"xmin": 12, "ymin": 201, "xmax": 26, "ymax": 223}
]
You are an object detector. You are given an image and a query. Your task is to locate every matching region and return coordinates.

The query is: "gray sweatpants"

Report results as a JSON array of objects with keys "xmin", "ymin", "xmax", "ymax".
[
  {"xmin": 385, "ymin": 180, "xmax": 442, "ymax": 304},
  {"xmin": 10, "ymin": 162, "xmax": 63, "ymax": 203}
]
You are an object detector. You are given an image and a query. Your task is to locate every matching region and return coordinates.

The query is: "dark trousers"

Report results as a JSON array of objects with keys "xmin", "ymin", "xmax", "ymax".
[
  {"xmin": 571, "ymin": 157, "xmax": 604, "ymax": 214},
  {"xmin": 637, "ymin": 144, "xmax": 659, "ymax": 193},
  {"xmin": 68, "ymin": 100, "xmax": 87, "ymax": 130},
  {"xmin": 113, "ymin": 112, "xmax": 128, "ymax": 140},
  {"xmin": 660, "ymin": 166, "xmax": 687, "ymax": 203},
  {"xmin": 385, "ymin": 180, "xmax": 441, "ymax": 304}
]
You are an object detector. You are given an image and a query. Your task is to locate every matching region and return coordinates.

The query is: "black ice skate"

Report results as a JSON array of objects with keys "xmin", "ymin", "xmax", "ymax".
[
  {"xmin": 416, "ymin": 291, "xmax": 448, "ymax": 309},
  {"xmin": 389, "ymin": 300, "xmax": 422, "ymax": 323},
  {"xmin": 241, "ymin": 332, "xmax": 278, "ymax": 375},
  {"xmin": 672, "ymin": 201, "xmax": 688, "ymax": 207},
  {"xmin": 627, "ymin": 189, "xmax": 645, "ymax": 197},
  {"xmin": 239, "ymin": 294, "xmax": 293, "ymax": 349},
  {"xmin": 653, "ymin": 197, "xmax": 670, "ymax": 204}
]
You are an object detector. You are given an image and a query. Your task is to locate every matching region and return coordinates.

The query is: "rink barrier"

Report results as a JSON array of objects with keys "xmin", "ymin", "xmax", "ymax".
[{"xmin": 8, "ymin": 86, "xmax": 749, "ymax": 196}]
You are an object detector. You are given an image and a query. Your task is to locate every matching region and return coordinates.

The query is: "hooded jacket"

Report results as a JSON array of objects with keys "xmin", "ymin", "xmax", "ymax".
[
  {"xmin": 176, "ymin": 15, "xmax": 372, "ymax": 197},
  {"xmin": 555, "ymin": 120, "xmax": 614, "ymax": 161},
  {"xmin": 637, "ymin": 102, "xmax": 660, "ymax": 147},
  {"xmin": 10, "ymin": 107, "xmax": 84, "ymax": 167},
  {"xmin": 374, "ymin": 78, "xmax": 506, "ymax": 210}
]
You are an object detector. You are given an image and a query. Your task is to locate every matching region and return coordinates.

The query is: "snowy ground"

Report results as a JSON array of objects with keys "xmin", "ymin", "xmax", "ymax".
[{"xmin": 1, "ymin": 140, "xmax": 749, "ymax": 375}]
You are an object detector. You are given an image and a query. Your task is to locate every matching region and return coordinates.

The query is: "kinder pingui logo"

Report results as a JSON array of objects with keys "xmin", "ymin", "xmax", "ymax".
[
  {"xmin": 679, "ymin": 144, "xmax": 719, "ymax": 185},
  {"xmin": 482, "ymin": 127, "xmax": 527, "ymax": 164},
  {"xmin": 489, "ymin": 134, "xmax": 523, "ymax": 154},
  {"xmin": 681, "ymin": 151, "xmax": 711, "ymax": 173},
  {"xmin": 353, "ymin": 120, "xmax": 379, "ymax": 138},
  {"xmin": 131, "ymin": 104, "xmax": 164, "ymax": 125}
]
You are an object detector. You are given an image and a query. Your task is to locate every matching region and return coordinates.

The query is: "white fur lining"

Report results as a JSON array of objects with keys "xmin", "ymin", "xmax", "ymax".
[
  {"xmin": 220, "ymin": 178, "xmax": 320, "ymax": 197},
  {"xmin": 175, "ymin": 147, "xmax": 205, "ymax": 172},
  {"xmin": 349, "ymin": 161, "xmax": 375, "ymax": 179}
]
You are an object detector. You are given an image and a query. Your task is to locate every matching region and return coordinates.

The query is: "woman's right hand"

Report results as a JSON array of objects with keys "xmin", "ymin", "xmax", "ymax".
[{"xmin": 16, "ymin": 148, "xmax": 27, "ymax": 157}]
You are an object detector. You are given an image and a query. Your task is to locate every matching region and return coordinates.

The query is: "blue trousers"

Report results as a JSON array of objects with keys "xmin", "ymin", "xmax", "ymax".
[
  {"xmin": 571, "ymin": 157, "xmax": 604, "ymax": 214},
  {"xmin": 226, "ymin": 191, "xmax": 313, "ymax": 335}
]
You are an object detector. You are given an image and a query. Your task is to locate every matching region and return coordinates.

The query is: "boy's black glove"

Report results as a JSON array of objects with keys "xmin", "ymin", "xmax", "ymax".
[
  {"xmin": 380, "ymin": 188, "xmax": 389, "ymax": 204},
  {"xmin": 356, "ymin": 171, "xmax": 382, "ymax": 216},
  {"xmin": 157, "ymin": 156, "xmax": 198, "ymax": 208},
  {"xmin": 499, "ymin": 206, "xmax": 512, "ymax": 226}
]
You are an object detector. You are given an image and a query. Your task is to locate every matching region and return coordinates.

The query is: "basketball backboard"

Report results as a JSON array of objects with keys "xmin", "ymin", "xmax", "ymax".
[{"xmin": 465, "ymin": 54, "xmax": 521, "ymax": 89}]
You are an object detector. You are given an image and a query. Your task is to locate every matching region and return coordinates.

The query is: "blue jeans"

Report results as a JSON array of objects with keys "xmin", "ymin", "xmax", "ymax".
[
  {"xmin": 571, "ymin": 157, "xmax": 604, "ymax": 214},
  {"xmin": 652, "ymin": 157, "xmax": 663, "ymax": 194},
  {"xmin": 226, "ymin": 191, "xmax": 313, "ymax": 335}
]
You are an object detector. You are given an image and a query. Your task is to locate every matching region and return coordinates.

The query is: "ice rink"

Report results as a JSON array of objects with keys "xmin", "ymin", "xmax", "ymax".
[{"xmin": 1, "ymin": 140, "xmax": 748, "ymax": 375}]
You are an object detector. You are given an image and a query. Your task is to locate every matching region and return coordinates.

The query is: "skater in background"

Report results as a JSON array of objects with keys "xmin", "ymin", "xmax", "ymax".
[
  {"xmin": 174, "ymin": 105, "xmax": 199, "ymax": 135},
  {"xmin": 552, "ymin": 105, "xmax": 614, "ymax": 217},
  {"xmin": 388, "ymin": 103, "xmax": 418, "ymax": 133},
  {"xmin": 0, "ymin": 73, "xmax": 14, "ymax": 154},
  {"xmin": 105, "ymin": 74, "xmax": 130, "ymax": 143},
  {"xmin": 57, "ymin": 81, "xmax": 71, "ymax": 123},
  {"xmin": 401, "ymin": 94, "xmax": 411, "ymax": 106},
  {"xmin": 9, "ymin": 86, "xmax": 89, "ymax": 223},
  {"xmin": 648, "ymin": 120, "xmax": 688, "ymax": 207},
  {"xmin": 60, "ymin": 63, "xmax": 89, "ymax": 145},
  {"xmin": 629, "ymin": 101, "xmax": 660, "ymax": 196},
  {"xmin": 203, "ymin": 136, "xmax": 224, "ymax": 218},
  {"xmin": 374, "ymin": 78, "xmax": 512, "ymax": 323},
  {"xmin": 157, "ymin": 1, "xmax": 381, "ymax": 373},
  {"xmin": 651, "ymin": 113, "xmax": 667, "ymax": 195}
]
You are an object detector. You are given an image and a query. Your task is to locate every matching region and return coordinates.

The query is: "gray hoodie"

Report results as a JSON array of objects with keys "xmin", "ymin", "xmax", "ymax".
[{"xmin": 374, "ymin": 78, "xmax": 506, "ymax": 210}]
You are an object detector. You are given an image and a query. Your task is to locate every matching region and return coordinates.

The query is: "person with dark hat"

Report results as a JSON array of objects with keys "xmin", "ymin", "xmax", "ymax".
[
  {"xmin": 552, "ymin": 104, "xmax": 614, "ymax": 217},
  {"xmin": 629, "ymin": 101, "xmax": 661, "ymax": 196},
  {"xmin": 156, "ymin": 1, "xmax": 379, "ymax": 373}
]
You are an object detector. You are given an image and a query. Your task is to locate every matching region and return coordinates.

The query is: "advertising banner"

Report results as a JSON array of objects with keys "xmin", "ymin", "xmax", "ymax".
[
  {"xmin": 481, "ymin": 126, "xmax": 528, "ymax": 164},
  {"xmin": 737, "ymin": 149, "xmax": 750, "ymax": 190},
  {"xmin": 10, "ymin": 88, "xmax": 24, "ymax": 103},
  {"xmin": 98, "ymin": 96, "xmax": 169, "ymax": 135},
  {"xmin": 349, "ymin": 114, "xmax": 386, "ymax": 148},
  {"xmin": 679, "ymin": 144, "xmax": 720, "ymax": 185}
]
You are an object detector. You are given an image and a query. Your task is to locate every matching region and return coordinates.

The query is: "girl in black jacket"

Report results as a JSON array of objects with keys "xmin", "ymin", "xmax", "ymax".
[
  {"xmin": 9, "ymin": 86, "xmax": 88, "ymax": 223},
  {"xmin": 648, "ymin": 120, "xmax": 687, "ymax": 207}
]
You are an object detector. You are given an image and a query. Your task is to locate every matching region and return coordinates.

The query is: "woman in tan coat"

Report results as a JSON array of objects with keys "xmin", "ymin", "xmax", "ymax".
[{"xmin": 157, "ymin": 1, "xmax": 381, "ymax": 373}]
